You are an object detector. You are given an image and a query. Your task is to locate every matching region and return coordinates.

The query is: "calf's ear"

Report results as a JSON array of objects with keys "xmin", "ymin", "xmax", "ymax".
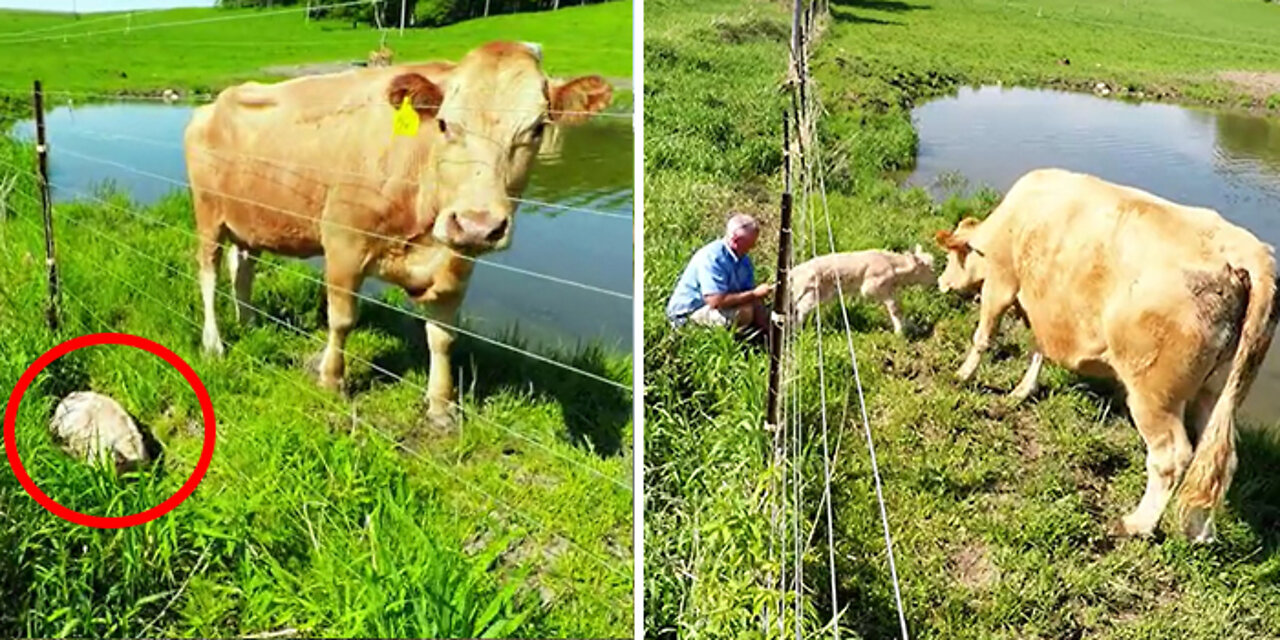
[
  {"xmin": 387, "ymin": 73, "xmax": 444, "ymax": 118},
  {"xmin": 550, "ymin": 75, "xmax": 612, "ymax": 123}
]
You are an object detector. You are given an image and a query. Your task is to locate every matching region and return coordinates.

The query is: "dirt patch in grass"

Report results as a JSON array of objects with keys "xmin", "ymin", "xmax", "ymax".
[
  {"xmin": 1217, "ymin": 70, "xmax": 1280, "ymax": 99},
  {"xmin": 950, "ymin": 542, "xmax": 997, "ymax": 590}
]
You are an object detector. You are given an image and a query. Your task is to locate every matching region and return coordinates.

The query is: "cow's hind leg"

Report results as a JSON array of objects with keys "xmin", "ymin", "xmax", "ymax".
[
  {"xmin": 227, "ymin": 246, "xmax": 259, "ymax": 326},
  {"xmin": 1010, "ymin": 351, "xmax": 1044, "ymax": 403},
  {"xmin": 1119, "ymin": 391, "xmax": 1193, "ymax": 537},
  {"xmin": 197, "ymin": 228, "xmax": 224, "ymax": 357},
  {"xmin": 957, "ymin": 279, "xmax": 1018, "ymax": 381}
]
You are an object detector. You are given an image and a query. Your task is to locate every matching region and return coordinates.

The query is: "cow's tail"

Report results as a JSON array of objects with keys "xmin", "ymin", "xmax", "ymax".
[{"xmin": 1176, "ymin": 247, "xmax": 1279, "ymax": 540}]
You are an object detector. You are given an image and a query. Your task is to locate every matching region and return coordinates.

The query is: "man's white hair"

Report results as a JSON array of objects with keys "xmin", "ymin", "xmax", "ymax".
[{"xmin": 725, "ymin": 212, "xmax": 759, "ymax": 239}]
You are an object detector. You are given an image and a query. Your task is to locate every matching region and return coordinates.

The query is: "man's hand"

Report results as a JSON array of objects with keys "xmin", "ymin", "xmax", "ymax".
[{"xmin": 705, "ymin": 282, "xmax": 776, "ymax": 310}]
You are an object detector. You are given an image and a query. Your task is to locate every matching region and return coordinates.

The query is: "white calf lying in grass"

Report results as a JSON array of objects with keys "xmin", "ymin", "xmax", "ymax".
[
  {"xmin": 788, "ymin": 246, "xmax": 937, "ymax": 333},
  {"xmin": 50, "ymin": 391, "xmax": 149, "ymax": 473}
]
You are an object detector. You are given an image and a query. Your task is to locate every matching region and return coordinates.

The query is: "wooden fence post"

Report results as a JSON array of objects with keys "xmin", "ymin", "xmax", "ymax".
[
  {"xmin": 765, "ymin": 108, "xmax": 793, "ymax": 431},
  {"xmin": 33, "ymin": 80, "xmax": 60, "ymax": 331}
]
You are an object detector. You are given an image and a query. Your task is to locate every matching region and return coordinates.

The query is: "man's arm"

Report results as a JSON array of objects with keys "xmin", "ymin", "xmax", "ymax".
[{"xmin": 705, "ymin": 283, "xmax": 774, "ymax": 309}]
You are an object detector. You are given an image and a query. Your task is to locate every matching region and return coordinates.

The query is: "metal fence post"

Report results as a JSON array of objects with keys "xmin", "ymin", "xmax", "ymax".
[{"xmin": 33, "ymin": 80, "xmax": 60, "ymax": 331}]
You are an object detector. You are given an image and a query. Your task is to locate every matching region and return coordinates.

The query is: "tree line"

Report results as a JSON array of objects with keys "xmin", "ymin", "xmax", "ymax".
[{"xmin": 216, "ymin": 0, "xmax": 617, "ymax": 28}]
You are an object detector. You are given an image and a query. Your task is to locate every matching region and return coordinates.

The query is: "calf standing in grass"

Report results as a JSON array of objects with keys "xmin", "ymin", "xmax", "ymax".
[
  {"xmin": 936, "ymin": 167, "xmax": 1279, "ymax": 543},
  {"xmin": 788, "ymin": 245, "xmax": 936, "ymax": 333}
]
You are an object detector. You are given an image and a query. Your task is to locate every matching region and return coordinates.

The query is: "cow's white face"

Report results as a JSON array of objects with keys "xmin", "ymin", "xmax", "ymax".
[
  {"xmin": 385, "ymin": 41, "xmax": 612, "ymax": 254},
  {"xmin": 935, "ymin": 219, "xmax": 985, "ymax": 294}
]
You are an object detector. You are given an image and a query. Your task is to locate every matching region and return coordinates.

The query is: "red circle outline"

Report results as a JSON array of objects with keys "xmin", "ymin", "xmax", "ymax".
[{"xmin": 3, "ymin": 333, "xmax": 216, "ymax": 529}]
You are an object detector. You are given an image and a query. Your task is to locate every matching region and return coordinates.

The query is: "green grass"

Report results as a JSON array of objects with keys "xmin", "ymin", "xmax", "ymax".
[
  {"xmin": 644, "ymin": 0, "xmax": 1280, "ymax": 638},
  {"xmin": 0, "ymin": 1, "xmax": 632, "ymax": 99},
  {"xmin": 0, "ymin": 4, "xmax": 633, "ymax": 633}
]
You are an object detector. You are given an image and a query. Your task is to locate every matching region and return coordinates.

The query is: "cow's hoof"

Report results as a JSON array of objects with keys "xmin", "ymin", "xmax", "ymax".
[
  {"xmin": 1009, "ymin": 386, "xmax": 1034, "ymax": 404},
  {"xmin": 1183, "ymin": 509, "xmax": 1216, "ymax": 544},
  {"xmin": 202, "ymin": 339, "xmax": 224, "ymax": 358},
  {"xmin": 318, "ymin": 375, "xmax": 345, "ymax": 394},
  {"xmin": 427, "ymin": 406, "xmax": 459, "ymax": 430},
  {"xmin": 1105, "ymin": 518, "xmax": 1129, "ymax": 537}
]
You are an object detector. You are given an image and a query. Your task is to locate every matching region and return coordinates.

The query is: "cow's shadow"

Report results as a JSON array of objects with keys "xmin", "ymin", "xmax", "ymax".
[
  {"xmin": 352, "ymin": 300, "xmax": 631, "ymax": 458},
  {"xmin": 1229, "ymin": 425, "xmax": 1280, "ymax": 553}
]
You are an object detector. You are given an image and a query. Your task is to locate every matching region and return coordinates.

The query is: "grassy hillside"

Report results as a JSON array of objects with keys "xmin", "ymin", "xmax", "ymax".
[
  {"xmin": 644, "ymin": 0, "xmax": 1280, "ymax": 638},
  {"xmin": 0, "ymin": 3, "xmax": 633, "ymax": 637},
  {"xmin": 0, "ymin": 1, "xmax": 632, "ymax": 96}
]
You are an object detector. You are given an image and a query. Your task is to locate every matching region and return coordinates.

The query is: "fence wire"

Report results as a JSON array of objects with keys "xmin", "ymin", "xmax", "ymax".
[{"xmin": 1, "ymin": 193, "xmax": 629, "ymax": 581}]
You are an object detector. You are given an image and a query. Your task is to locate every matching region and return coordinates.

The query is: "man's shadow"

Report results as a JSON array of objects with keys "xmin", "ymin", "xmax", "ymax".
[{"xmin": 349, "ymin": 299, "xmax": 631, "ymax": 457}]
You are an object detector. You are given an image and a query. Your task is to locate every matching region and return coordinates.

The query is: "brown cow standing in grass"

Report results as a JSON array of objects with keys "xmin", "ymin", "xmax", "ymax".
[
  {"xmin": 184, "ymin": 41, "xmax": 612, "ymax": 426},
  {"xmin": 935, "ymin": 168, "xmax": 1279, "ymax": 543}
]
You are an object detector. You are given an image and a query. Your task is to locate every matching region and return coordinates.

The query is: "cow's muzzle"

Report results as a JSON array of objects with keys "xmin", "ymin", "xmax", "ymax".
[{"xmin": 441, "ymin": 210, "xmax": 510, "ymax": 250}]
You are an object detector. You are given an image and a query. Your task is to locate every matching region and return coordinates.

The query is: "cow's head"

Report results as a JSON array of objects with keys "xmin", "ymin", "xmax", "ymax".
[
  {"xmin": 386, "ymin": 41, "xmax": 613, "ymax": 253},
  {"xmin": 934, "ymin": 217, "xmax": 986, "ymax": 294},
  {"xmin": 905, "ymin": 244, "xmax": 938, "ymax": 287}
]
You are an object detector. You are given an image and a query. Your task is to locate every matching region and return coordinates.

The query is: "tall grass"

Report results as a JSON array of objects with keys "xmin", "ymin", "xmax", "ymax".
[
  {"xmin": 0, "ymin": 136, "xmax": 632, "ymax": 635},
  {"xmin": 645, "ymin": 0, "xmax": 1280, "ymax": 638}
]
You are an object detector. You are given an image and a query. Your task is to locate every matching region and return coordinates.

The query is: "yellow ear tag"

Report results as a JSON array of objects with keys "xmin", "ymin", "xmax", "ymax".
[{"xmin": 392, "ymin": 96, "xmax": 420, "ymax": 137}]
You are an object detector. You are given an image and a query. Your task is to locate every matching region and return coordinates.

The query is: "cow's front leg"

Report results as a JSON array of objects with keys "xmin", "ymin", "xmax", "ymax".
[
  {"xmin": 957, "ymin": 280, "xmax": 1017, "ymax": 381},
  {"xmin": 197, "ymin": 237, "xmax": 224, "ymax": 357},
  {"xmin": 318, "ymin": 266, "xmax": 363, "ymax": 393},
  {"xmin": 424, "ymin": 295, "xmax": 463, "ymax": 428}
]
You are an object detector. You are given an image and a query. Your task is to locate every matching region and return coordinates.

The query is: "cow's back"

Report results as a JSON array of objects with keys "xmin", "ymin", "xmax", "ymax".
[
  {"xmin": 981, "ymin": 169, "xmax": 1269, "ymax": 371},
  {"xmin": 184, "ymin": 64, "xmax": 452, "ymax": 255}
]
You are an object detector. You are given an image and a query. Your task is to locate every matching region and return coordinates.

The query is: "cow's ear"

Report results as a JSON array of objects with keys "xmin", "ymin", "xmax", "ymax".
[
  {"xmin": 550, "ymin": 75, "xmax": 612, "ymax": 123},
  {"xmin": 387, "ymin": 73, "xmax": 444, "ymax": 118},
  {"xmin": 934, "ymin": 229, "xmax": 969, "ymax": 253}
]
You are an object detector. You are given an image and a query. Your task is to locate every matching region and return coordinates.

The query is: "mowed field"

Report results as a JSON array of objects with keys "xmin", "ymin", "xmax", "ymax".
[
  {"xmin": 0, "ymin": 2, "xmax": 633, "ymax": 638},
  {"xmin": 645, "ymin": 0, "xmax": 1280, "ymax": 638}
]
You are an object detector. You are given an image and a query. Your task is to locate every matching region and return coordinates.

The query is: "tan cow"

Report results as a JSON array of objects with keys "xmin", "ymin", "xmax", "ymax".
[
  {"xmin": 935, "ymin": 168, "xmax": 1278, "ymax": 543},
  {"xmin": 185, "ymin": 41, "xmax": 612, "ymax": 426}
]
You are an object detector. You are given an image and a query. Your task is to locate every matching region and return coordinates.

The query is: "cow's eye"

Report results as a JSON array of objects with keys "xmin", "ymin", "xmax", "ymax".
[
  {"xmin": 532, "ymin": 122, "xmax": 547, "ymax": 138},
  {"xmin": 437, "ymin": 119, "xmax": 448, "ymax": 134}
]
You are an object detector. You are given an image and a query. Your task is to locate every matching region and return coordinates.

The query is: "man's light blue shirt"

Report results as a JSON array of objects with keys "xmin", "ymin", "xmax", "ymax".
[{"xmin": 665, "ymin": 238, "xmax": 756, "ymax": 325}]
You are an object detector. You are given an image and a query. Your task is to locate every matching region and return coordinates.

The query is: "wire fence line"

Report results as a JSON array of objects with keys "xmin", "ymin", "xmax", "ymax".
[
  {"xmin": 44, "ymin": 178, "xmax": 630, "ymax": 394},
  {"xmin": 3, "ymin": 182, "xmax": 633, "ymax": 472},
  {"xmin": 48, "ymin": 128, "xmax": 633, "ymax": 221},
  {"xmin": 0, "ymin": 0, "xmax": 372, "ymax": 45},
  {"xmin": 764, "ymin": 1, "xmax": 912, "ymax": 638},
  {"xmin": 0, "ymin": 9, "xmax": 171, "ymax": 40},
  {"xmin": 54, "ymin": 271, "xmax": 628, "ymax": 582},
  {"xmin": 808, "ymin": 87, "xmax": 907, "ymax": 637},
  {"xmin": 2, "ymin": 185, "xmax": 631, "ymax": 498},
  {"xmin": 0, "ymin": 86, "xmax": 636, "ymax": 121},
  {"xmin": 0, "ymin": 99, "xmax": 634, "ymax": 389},
  {"xmin": 41, "ymin": 147, "xmax": 632, "ymax": 301}
]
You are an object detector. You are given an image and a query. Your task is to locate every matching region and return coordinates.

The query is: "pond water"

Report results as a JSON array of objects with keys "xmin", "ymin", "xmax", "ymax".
[
  {"xmin": 12, "ymin": 102, "xmax": 633, "ymax": 354},
  {"xmin": 907, "ymin": 86, "xmax": 1280, "ymax": 422}
]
